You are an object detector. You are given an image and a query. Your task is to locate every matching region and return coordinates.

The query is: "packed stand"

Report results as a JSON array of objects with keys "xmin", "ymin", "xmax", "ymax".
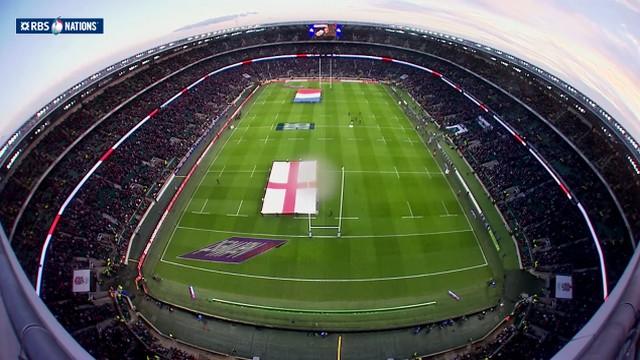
[{"xmin": 0, "ymin": 32, "xmax": 635, "ymax": 359}]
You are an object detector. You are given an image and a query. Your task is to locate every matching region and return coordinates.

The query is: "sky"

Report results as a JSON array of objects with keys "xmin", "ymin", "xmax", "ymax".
[{"xmin": 0, "ymin": 0, "xmax": 638, "ymax": 145}]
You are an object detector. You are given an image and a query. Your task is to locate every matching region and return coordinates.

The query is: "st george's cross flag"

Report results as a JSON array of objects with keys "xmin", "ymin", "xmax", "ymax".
[{"xmin": 261, "ymin": 161, "xmax": 317, "ymax": 215}]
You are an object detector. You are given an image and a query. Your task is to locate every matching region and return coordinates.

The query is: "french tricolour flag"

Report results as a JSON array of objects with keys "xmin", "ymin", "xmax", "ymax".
[
  {"xmin": 293, "ymin": 89, "xmax": 322, "ymax": 103},
  {"xmin": 261, "ymin": 161, "xmax": 318, "ymax": 215}
]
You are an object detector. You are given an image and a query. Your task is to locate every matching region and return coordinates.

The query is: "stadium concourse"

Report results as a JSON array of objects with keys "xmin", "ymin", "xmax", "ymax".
[{"xmin": 0, "ymin": 23, "xmax": 637, "ymax": 359}]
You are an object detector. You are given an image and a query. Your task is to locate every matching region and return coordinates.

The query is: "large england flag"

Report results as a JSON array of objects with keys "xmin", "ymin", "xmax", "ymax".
[
  {"xmin": 261, "ymin": 161, "xmax": 317, "ymax": 215},
  {"xmin": 293, "ymin": 89, "xmax": 322, "ymax": 103}
]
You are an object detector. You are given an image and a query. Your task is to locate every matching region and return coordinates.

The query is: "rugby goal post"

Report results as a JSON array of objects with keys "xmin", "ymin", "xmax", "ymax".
[{"xmin": 307, "ymin": 166, "xmax": 345, "ymax": 238}]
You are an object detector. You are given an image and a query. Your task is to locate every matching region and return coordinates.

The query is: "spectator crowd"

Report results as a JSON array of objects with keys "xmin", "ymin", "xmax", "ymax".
[{"xmin": 0, "ymin": 27, "xmax": 637, "ymax": 359}]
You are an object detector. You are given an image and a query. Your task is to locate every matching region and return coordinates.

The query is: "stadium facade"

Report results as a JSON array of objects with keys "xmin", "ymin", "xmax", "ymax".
[{"xmin": 0, "ymin": 21, "xmax": 638, "ymax": 359}]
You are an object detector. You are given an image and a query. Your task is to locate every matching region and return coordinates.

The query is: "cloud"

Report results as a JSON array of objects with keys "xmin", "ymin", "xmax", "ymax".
[
  {"xmin": 616, "ymin": 0, "xmax": 640, "ymax": 13},
  {"xmin": 174, "ymin": 12, "xmax": 258, "ymax": 32},
  {"xmin": 370, "ymin": 0, "xmax": 438, "ymax": 13},
  {"xmin": 358, "ymin": 0, "xmax": 640, "ymax": 139}
]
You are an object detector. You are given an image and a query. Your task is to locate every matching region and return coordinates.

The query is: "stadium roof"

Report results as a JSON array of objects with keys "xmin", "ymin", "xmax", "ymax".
[{"xmin": 0, "ymin": 1, "xmax": 638, "ymax": 147}]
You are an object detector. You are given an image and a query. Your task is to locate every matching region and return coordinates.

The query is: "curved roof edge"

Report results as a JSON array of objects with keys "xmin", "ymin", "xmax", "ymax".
[
  {"xmin": 0, "ymin": 223, "xmax": 92, "ymax": 360},
  {"xmin": 1, "ymin": 21, "xmax": 638, "ymax": 171},
  {"xmin": 0, "ymin": 20, "xmax": 638, "ymax": 360},
  {"xmin": 553, "ymin": 238, "xmax": 640, "ymax": 359}
]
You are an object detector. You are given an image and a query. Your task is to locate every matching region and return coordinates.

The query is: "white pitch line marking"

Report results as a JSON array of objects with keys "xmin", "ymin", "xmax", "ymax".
[
  {"xmin": 377, "ymin": 137, "xmax": 387, "ymax": 144},
  {"xmin": 425, "ymin": 167, "xmax": 432, "ymax": 179},
  {"xmin": 236, "ymin": 137, "xmax": 243, "ymax": 144},
  {"xmin": 342, "ymin": 170, "xmax": 441, "ymax": 175},
  {"xmin": 264, "ymin": 135, "xmax": 270, "ymax": 144},
  {"xmin": 337, "ymin": 166, "xmax": 346, "ymax": 236},
  {"xmin": 191, "ymin": 211, "xmax": 211, "ymax": 215},
  {"xmin": 318, "ymin": 137, "xmax": 334, "ymax": 141},
  {"xmin": 407, "ymin": 119, "xmax": 487, "ymax": 266},
  {"xmin": 394, "ymin": 166, "xmax": 400, "ymax": 179},
  {"xmin": 403, "ymin": 201, "xmax": 423, "ymax": 219},
  {"xmin": 440, "ymin": 201, "xmax": 458, "ymax": 217},
  {"xmin": 441, "ymin": 201, "xmax": 450, "ymax": 215},
  {"xmin": 250, "ymin": 164, "xmax": 256, "ymax": 178},
  {"xmin": 288, "ymin": 138, "xmax": 304, "ymax": 140},
  {"xmin": 199, "ymin": 199, "xmax": 209, "ymax": 213},
  {"xmin": 236, "ymin": 200, "xmax": 244, "ymax": 215},
  {"xmin": 206, "ymin": 297, "xmax": 436, "ymax": 313},
  {"xmin": 210, "ymin": 169, "xmax": 443, "ymax": 177},
  {"xmin": 209, "ymin": 169, "xmax": 268, "ymax": 174},
  {"xmin": 218, "ymin": 165, "xmax": 226, "ymax": 178},
  {"xmin": 335, "ymin": 217, "xmax": 359, "ymax": 220},
  {"xmin": 176, "ymin": 226, "xmax": 472, "ymax": 239},
  {"xmin": 161, "ymin": 111, "xmax": 242, "ymax": 261},
  {"xmin": 161, "ymin": 259, "xmax": 486, "ymax": 282},
  {"xmin": 305, "ymin": 125, "xmax": 411, "ymax": 131}
]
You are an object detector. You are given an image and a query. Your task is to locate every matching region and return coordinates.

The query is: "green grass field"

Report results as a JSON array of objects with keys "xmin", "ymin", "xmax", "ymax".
[{"xmin": 143, "ymin": 81, "xmax": 501, "ymax": 330}]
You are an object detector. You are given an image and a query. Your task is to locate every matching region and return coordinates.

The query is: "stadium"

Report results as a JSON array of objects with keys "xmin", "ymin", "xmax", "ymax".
[{"xmin": 0, "ymin": 17, "xmax": 639, "ymax": 360}]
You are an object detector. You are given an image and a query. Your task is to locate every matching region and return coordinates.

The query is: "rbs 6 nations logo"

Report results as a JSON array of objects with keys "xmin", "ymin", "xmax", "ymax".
[{"xmin": 16, "ymin": 17, "xmax": 104, "ymax": 35}]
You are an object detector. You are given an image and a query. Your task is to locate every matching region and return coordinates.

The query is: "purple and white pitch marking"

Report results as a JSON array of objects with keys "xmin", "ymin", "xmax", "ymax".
[{"xmin": 180, "ymin": 237, "xmax": 286, "ymax": 264}]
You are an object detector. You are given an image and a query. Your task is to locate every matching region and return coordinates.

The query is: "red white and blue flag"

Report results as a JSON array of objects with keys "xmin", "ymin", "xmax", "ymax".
[
  {"xmin": 261, "ymin": 161, "xmax": 317, "ymax": 215},
  {"xmin": 293, "ymin": 89, "xmax": 322, "ymax": 103}
]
